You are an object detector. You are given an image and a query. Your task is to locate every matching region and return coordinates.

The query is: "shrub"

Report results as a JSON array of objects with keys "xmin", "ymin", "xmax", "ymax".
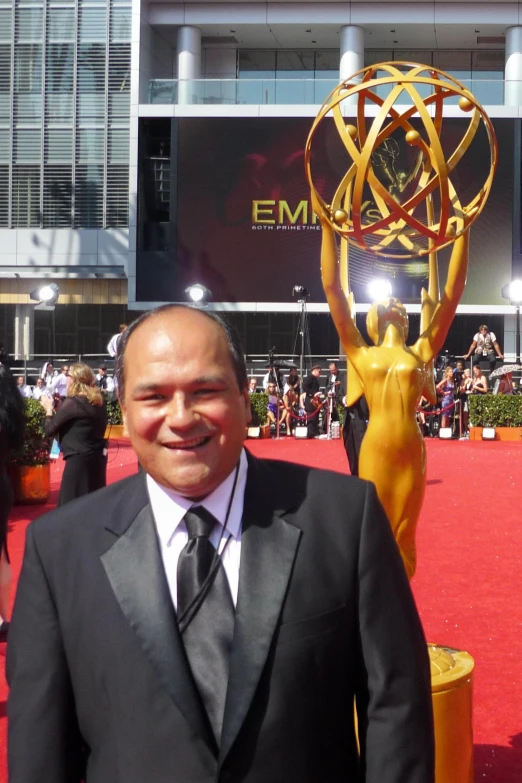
[
  {"xmin": 106, "ymin": 397, "xmax": 123, "ymax": 425},
  {"xmin": 469, "ymin": 394, "xmax": 522, "ymax": 427},
  {"xmin": 9, "ymin": 397, "xmax": 50, "ymax": 466},
  {"xmin": 249, "ymin": 392, "xmax": 269, "ymax": 426}
]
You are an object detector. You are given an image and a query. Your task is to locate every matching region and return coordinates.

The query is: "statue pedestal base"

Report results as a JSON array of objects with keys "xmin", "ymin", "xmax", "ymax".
[{"xmin": 430, "ymin": 645, "xmax": 474, "ymax": 783}]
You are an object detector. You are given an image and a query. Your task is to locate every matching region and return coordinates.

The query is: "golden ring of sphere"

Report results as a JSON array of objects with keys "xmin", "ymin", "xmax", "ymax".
[{"xmin": 304, "ymin": 62, "xmax": 498, "ymax": 258}]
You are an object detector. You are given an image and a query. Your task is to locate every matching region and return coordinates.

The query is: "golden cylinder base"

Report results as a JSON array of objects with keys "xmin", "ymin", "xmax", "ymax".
[{"xmin": 429, "ymin": 644, "xmax": 474, "ymax": 783}]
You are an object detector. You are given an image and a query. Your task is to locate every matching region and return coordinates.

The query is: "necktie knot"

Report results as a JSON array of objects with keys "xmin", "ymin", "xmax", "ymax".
[{"xmin": 184, "ymin": 506, "xmax": 217, "ymax": 540}]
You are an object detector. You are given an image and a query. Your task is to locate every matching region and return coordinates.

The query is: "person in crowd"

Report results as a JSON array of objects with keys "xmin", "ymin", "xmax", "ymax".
[
  {"xmin": 0, "ymin": 364, "xmax": 25, "ymax": 642},
  {"xmin": 95, "ymin": 364, "xmax": 115, "ymax": 395},
  {"xmin": 459, "ymin": 368, "xmax": 474, "ymax": 436},
  {"xmin": 342, "ymin": 392, "xmax": 369, "ymax": 476},
  {"xmin": 436, "ymin": 366, "xmax": 455, "ymax": 430},
  {"xmin": 248, "ymin": 377, "xmax": 259, "ymax": 394},
  {"xmin": 40, "ymin": 363, "xmax": 108, "ymax": 507},
  {"xmin": 282, "ymin": 386, "xmax": 299, "ymax": 435},
  {"xmin": 31, "ymin": 377, "xmax": 46, "ymax": 401},
  {"xmin": 262, "ymin": 364, "xmax": 284, "ymax": 393},
  {"xmin": 266, "ymin": 381, "xmax": 286, "ymax": 431},
  {"xmin": 41, "ymin": 361, "xmax": 56, "ymax": 388},
  {"xmin": 7, "ymin": 304, "xmax": 434, "ymax": 783},
  {"xmin": 50, "ymin": 364, "xmax": 70, "ymax": 402},
  {"xmin": 300, "ymin": 364, "xmax": 323, "ymax": 438},
  {"xmin": 464, "ymin": 324, "xmax": 503, "ymax": 373},
  {"xmin": 284, "ymin": 367, "xmax": 301, "ymax": 395},
  {"xmin": 324, "ymin": 361, "xmax": 344, "ymax": 433},
  {"xmin": 16, "ymin": 375, "xmax": 32, "ymax": 398},
  {"xmin": 0, "ymin": 342, "xmax": 10, "ymax": 369},
  {"xmin": 472, "ymin": 364, "xmax": 488, "ymax": 395},
  {"xmin": 493, "ymin": 372, "xmax": 515, "ymax": 395},
  {"xmin": 107, "ymin": 323, "xmax": 127, "ymax": 359}
]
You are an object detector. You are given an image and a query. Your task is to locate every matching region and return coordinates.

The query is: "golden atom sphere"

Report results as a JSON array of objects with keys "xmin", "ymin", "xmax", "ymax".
[{"xmin": 304, "ymin": 62, "xmax": 498, "ymax": 258}]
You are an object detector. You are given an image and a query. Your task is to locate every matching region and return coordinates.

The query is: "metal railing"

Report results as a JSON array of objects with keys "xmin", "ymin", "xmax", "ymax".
[{"xmin": 146, "ymin": 77, "xmax": 509, "ymax": 107}]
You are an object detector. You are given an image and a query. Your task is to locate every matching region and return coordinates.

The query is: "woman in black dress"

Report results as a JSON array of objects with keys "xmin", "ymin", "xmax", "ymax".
[
  {"xmin": 0, "ymin": 363, "xmax": 25, "ymax": 637},
  {"xmin": 41, "ymin": 362, "xmax": 108, "ymax": 506}
]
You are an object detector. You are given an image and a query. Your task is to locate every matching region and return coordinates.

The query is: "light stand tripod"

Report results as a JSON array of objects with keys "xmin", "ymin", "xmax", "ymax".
[{"xmin": 292, "ymin": 294, "xmax": 312, "ymax": 381}]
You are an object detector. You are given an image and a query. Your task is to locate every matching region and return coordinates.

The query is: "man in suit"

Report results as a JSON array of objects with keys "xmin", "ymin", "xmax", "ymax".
[{"xmin": 7, "ymin": 304, "xmax": 434, "ymax": 783}]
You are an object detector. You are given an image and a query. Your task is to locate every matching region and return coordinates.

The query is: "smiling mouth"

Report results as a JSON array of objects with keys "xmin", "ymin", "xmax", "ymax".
[{"xmin": 164, "ymin": 436, "xmax": 211, "ymax": 450}]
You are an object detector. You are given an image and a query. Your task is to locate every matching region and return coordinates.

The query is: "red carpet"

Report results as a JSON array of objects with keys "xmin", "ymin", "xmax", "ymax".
[{"xmin": 1, "ymin": 437, "xmax": 521, "ymax": 781}]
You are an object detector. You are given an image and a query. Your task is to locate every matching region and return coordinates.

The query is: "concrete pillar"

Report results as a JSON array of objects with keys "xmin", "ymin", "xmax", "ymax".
[
  {"xmin": 177, "ymin": 26, "xmax": 201, "ymax": 104},
  {"xmin": 340, "ymin": 25, "xmax": 364, "ymax": 82},
  {"xmin": 14, "ymin": 304, "xmax": 34, "ymax": 361},
  {"xmin": 505, "ymin": 27, "xmax": 522, "ymax": 106}
]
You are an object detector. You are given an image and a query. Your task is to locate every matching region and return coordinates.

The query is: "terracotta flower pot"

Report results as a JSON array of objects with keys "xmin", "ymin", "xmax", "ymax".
[{"xmin": 8, "ymin": 463, "xmax": 51, "ymax": 505}]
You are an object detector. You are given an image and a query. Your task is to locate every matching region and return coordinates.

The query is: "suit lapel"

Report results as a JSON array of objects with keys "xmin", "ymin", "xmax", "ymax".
[
  {"xmin": 101, "ymin": 500, "xmax": 216, "ymax": 754},
  {"xmin": 218, "ymin": 460, "xmax": 302, "ymax": 767}
]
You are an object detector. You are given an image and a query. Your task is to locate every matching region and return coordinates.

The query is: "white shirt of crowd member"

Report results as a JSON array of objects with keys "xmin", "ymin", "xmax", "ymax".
[
  {"xmin": 32, "ymin": 378, "xmax": 47, "ymax": 400},
  {"xmin": 107, "ymin": 324, "xmax": 127, "ymax": 358},
  {"xmin": 16, "ymin": 376, "xmax": 32, "ymax": 398},
  {"xmin": 96, "ymin": 368, "xmax": 116, "ymax": 394},
  {"xmin": 50, "ymin": 366, "xmax": 70, "ymax": 398},
  {"xmin": 464, "ymin": 326, "xmax": 503, "ymax": 360},
  {"xmin": 41, "ymin": 362, "xmax": 57, "ymax": 388}
]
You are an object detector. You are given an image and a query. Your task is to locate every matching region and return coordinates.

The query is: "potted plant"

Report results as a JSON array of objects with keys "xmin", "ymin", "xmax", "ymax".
[
  {"xmin": 247, "ymin": 393, "xmax": 271, "ymax": 438},
  {"xmin": 105, "ymin": 396, "xmax": 128, "ymax": 440},
  {"xmin": 469, "ymin": 395, "xmax": 522, "ymax": 440},
  {"xmin": 8, "ymin": 397, "xmax": 51, "ymax": 504}
]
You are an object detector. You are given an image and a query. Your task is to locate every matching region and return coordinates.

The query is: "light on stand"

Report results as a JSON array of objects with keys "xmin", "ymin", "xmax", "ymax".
[
  {"xmin": 30, "ymin": 282, "xmax": 59, "ymax": 308},
  {"xmin": 367, "ymin": 279, "xmax": 392, "ymax": 301},
  {"xmin": 185, "ymin": 284, "xmax": 212, "ymax": 305}
]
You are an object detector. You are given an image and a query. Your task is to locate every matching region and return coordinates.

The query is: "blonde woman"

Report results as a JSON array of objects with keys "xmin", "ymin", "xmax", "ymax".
[{"xmin": 41, "ymin": 363, "xmax": 108, "ymax": 506}]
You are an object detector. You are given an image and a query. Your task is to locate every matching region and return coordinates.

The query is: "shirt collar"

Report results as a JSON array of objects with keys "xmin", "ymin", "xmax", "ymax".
[{"xmin": 147, "ymin": 449, "xmax": 248, "ymax": 546}]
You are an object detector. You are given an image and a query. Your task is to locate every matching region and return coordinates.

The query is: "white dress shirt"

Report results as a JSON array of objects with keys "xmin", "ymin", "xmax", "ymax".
[
  {"xmin": 51, "ymin": 373, "xmax": 68, "ymax": 397},
  {"xmin": 146, "ymin": 449, "xmax": 248, "ymax": 609}
]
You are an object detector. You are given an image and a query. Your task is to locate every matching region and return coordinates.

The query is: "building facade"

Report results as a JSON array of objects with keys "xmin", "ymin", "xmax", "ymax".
[{"xmin": 2, "ymin": 0, "xmax": 522, "ymax": 359}]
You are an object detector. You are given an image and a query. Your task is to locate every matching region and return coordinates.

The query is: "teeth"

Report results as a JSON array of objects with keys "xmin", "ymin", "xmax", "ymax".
[{"xmin": 168, "ymin": 437, "xmax": 207, "ymax": 450}]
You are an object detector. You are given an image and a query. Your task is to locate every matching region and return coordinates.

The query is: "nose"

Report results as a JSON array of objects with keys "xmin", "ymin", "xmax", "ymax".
[{"xmin": 164, "ymin": 392, "xmax": 197, "ymax": 430}]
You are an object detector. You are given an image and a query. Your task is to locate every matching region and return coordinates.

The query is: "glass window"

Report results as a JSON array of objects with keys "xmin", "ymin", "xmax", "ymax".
[
  {"xmin": 108, "ymin": 43, "xmax": 130, "ymax": 92},
  {"xmin": 79, "ymin": 7, "xmax": 106, "ymax": 42},
  {"xmin": 110, "ymin": 6, "xmax": 130, "ymax": 42},
  {"xmin": 15, "ymin": 44, "xmax": 42, "ymax": 92},
  {"xmin": 46, "ymin": 43, "xmax": 74, "ymax": 93},
  {"xmin": 0, "ymin": 128, "xmax": 9, "ymax": 161},
  {"xmin": 276, "ymin": 50, "xmax": 314, "ymax": 74},
  {"xmin": 77, "ymin": 127, "xmax": 104, "ymax": 161},
  {"xmin": 16, "ymin": 7, "xmax": 43, "ymax": 41},
  {"xmin": 12, "ymin": 165, "xmax": 41, "ymax": 226},
  {"xmin": 78, "ymin": 43, "xmax": 106, "ymax": 92},
  {"xmin": 14, "ymin": 128, "xmax": 41, "ymax": 162},
  {"xmin": 0, "ymin": 9, "xmax": 11, "ymax": 41},
  {"xmin": 45, "ymin": 127, "xmax": 73, "ymax": 161},
  {"xmin": 0, "ymin": 43, "xmax": 10, "ymax": 92},
  {"xmin": 315, "ymin": 50, "xmax": 338, "ymax": 72},
  {"xmin": 238, "ymin": 50, "xmax": 275, "ymax": 77},
  {"xmin": 365, "ymin": 51, "xmax": 393, "ymax": 68},
  {"xmin": 106, "ymin": 164, "xmax": 129, "ymax": 226},
  {"xmin": 108, "ymin": 126, "xmax": 129, "ymax": 162},
  {"xmin": 42, "ymin": 165, "xmax": 72, "ymax": 227},
  {"xmin": 0, "ymin": 165, "xmax": 7, "ymax": 227},
  {"xmin": 48, "ymin": 8, "xmax": 75, "ymax": 41},
  {"xmin": 75, "ymin": 164, "xmax": 103, "ymax": 227}
]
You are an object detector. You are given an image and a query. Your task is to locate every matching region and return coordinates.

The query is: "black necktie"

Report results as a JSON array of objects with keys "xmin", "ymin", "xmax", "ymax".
[{"xmin": 177, "ymin": 507, "xmax": 235, "ymax": 744}]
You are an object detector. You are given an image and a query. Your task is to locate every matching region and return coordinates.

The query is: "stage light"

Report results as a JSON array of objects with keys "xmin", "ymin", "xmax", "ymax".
[
  {"xmin": 30, "ymin": 282, "xmax": 59, "ymax": 305},
  {"xmin": 367, "ymin": 279, "xmax": 392, "ymax": 301},
  {"xmin": 185, "ymin": 284, "xmax": 212, "ymax": 305},
  {"xmin": 292, "ymin": 285, "xmax": 310, "ymax": 299}
]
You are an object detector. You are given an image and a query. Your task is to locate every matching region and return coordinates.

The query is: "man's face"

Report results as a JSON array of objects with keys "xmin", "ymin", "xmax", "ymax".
[
  {"xmin": 99, "ymin": 367, "xmax": 106, "ymax": 376},
  {"xmin": 121, "ymin": 309, "xmax": 251, "ymax": 500},
  {"xmin": 249, "ymin": 379, "xmax": 257, "ymax": 390},
  {"xmin": 62, "ymin": 366, "xmax": 69, "ymax": 375},
  {"xmin": 36, "ymin": 378, "xmax": 44, "ymax": 387},
  {"xmin": 312, "ymin": 368, "xmax": 321, "ymax": 378},
  {"xmin": 329, "ymin": 364, "xmax": 338, "ymax": 375},
  {"xmin": 17, "ymin": 376, "xmax": 23, "ymax": 386}
]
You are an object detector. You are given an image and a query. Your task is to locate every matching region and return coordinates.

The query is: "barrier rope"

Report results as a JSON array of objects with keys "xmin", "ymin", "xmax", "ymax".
[
  {"xmin": 287, "ymin": 400, "xmax": 328, "ymax": 422},
  {"xmin": 417, "ymin": 400, "xmax": 459, "ymax": 416}
]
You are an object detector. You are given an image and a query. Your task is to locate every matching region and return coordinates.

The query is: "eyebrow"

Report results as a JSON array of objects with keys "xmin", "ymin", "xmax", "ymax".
[{"xmin": 132, "ymin": 375, "xmax": 229, "ymax": 395}]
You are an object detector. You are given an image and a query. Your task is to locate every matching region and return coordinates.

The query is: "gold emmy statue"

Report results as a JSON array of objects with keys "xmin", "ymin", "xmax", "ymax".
[
  {"xmin": 305, "ymin": 62, "xmax": 498, "ymax": 783},
  {"xmin": 305, "ymin": 62, "xmax": 497, "ymax": 579}
]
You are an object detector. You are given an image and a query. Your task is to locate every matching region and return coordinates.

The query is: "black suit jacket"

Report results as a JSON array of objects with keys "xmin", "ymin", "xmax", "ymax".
[{"xmin": 7, "ymin": 454, "xmax": 434, "ymax": 783}]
